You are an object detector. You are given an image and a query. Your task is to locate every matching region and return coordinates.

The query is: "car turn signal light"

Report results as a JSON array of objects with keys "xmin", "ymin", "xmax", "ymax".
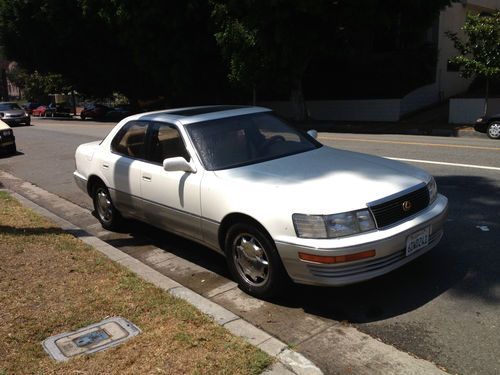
[{"xmin": 298, "ymin": 249, "xmax": 376, "ymax": 264}]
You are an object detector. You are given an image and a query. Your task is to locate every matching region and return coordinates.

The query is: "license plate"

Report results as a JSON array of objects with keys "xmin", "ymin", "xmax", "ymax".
[{"xmin": 406, "ymin": 226, "xmax": 430, "ymax": 256}]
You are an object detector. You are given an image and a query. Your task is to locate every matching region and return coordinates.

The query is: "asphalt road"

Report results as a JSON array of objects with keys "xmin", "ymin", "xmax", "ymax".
[{"xmin": 1, "ymin": 119, "xmax": 499, "ymax": 375}]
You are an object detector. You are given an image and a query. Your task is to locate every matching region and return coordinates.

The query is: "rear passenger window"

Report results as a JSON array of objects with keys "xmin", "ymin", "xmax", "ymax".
[
  {"xmin": 111, "ymin": 121, "xmax": 148, "ymax": 159},
  {"xmin": 148, "ymin": 123, "xmax": 190, "ymax": 164}
]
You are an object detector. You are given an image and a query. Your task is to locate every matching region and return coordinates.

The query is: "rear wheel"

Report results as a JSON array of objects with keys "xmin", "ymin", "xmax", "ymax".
[
  {"xmin": 487, "ymin": 122, "xmax": 500, "ymax": 139},
  {"xmin": 92, "ymin": 182, "xmax": 124, "ymax": 231},
  {"xmin": 225, "ymin": 222, "xmax": 289, "ymax": 298}
]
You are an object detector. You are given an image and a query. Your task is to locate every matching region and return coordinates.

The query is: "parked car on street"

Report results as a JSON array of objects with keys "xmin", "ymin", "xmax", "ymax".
[
  {"xmin": 22, "ymin": 102, "xmax": 40, "ymax": 114},
  {"xmin": 0, "ymin": 102, "xmax": 31, "ymax": 126},
  {"xmin": 0, "ymin": 119, "xmax": 16, "ymax": 155},
  {"xmin": 32, "ymin": 105, "xmax": 51, "ymax": 117},
  {"xmin": 74, "ymin": 106, "xmax": 448, "ymax": 298},
  {"xmin": 104, "ymin": 104, "xmax": 140, "ymax": 121},
  {"xmin": 474, "ymin": 114, "xmax": 500, "ymax": 139},
  {"xmin": 80, "ymin": 103, "xmax": 111, "ymax": 120}
]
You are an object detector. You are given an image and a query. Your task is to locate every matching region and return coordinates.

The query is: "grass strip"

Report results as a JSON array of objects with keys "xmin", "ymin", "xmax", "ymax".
[{"xmin": 0, "ymin": 191, "xmax": 272, "ymax": 374}]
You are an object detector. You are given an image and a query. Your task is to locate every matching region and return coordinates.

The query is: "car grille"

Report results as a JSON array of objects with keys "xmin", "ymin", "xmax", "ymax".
[
  {"xmin": 368, "ymin": 184, "xmax": 430, "ymax": 228},
  {"xmin": 307, "ymin": 230, "xmax": 442, "ymax": 278},
  {"xmin": 6, "ymin": 114, "xmax": 23, "ymax": 118}
]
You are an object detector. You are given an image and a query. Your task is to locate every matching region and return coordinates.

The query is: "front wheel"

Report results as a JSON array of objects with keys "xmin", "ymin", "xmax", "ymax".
[
  {"xmin": 487, "ymin": 122, "xmax": 500, "ymax": 139},
  {"xmin": 92, "ymin": 183, "xmax": 124, "ymax": 231},
  {"xmin": 225, "ymin": 223, "xmax": 289, "ymax": 298}
]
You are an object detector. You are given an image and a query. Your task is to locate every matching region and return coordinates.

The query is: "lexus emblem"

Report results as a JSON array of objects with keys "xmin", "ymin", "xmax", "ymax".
[{"xmin": 402, "ymin": 200, "xmax": 412, "ymax": 212}]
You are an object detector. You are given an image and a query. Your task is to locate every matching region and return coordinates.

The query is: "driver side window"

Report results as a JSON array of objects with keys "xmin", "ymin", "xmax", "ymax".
[{"xmin": 148, "ymin": 123, "xmax": 190, "ymax": 164}]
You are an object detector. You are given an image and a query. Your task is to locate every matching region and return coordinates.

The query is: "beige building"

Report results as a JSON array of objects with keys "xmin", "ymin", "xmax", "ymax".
[{"xmin": 436, "ymin": 0, "xmax": 500, "ymax": 100}]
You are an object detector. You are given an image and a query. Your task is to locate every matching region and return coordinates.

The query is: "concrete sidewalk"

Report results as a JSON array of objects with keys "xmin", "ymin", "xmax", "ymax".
[{"xmin": 296, "ymin": 121, "xmax": 481, "ymax": 138}]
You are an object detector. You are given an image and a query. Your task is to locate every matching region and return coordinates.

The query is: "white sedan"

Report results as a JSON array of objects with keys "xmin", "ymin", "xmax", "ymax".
[{"xmin": 74, "ymin": 106, "xmax": 448, "ymax": 298}]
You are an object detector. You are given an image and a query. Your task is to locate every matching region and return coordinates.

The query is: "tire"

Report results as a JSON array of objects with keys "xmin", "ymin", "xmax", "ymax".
[
  {"xmin": 81, "ymin": 114, "xmax": 86, "ymax": 121},
  {"xmin": 92, "ymin": 182, "xmax": 124, "ymax": 231},
  {"xmin": 487, "ymin": 122, "xmax": 500, "ymax": 139},
  {"xmin": 225, "ymin": 222, "xmax": 289, "ymax": 298}
]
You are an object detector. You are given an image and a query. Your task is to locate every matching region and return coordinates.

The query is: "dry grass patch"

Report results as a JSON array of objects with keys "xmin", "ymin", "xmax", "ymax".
[{"xmin": 0, "ymin": 192, "xmax": 272, "ymax": 374}]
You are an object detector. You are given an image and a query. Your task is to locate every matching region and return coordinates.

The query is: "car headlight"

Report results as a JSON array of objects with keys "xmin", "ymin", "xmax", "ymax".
[
  {"xmin": 1, "ymin": 129, "xmax": 11, "ymax": 136},
  {"xmin": 293, "ymin": 209, "xmax": 376, "ymax": 239},
  {"xmin": 427, "ymin": 177, "xmax": 438, "ymax": 204},
  {"xmin": 24, "ymin": 112, "xmax": 29, "ymax": 117}
]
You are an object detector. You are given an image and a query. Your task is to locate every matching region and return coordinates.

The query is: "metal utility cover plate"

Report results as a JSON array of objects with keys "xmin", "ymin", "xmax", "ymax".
[{"xmin": 42, "ymin": 317, "xmax": 141, "ymax": 361}]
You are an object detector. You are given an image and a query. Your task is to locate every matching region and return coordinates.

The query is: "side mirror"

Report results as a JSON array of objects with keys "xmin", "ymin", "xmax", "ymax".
[
  {"xmin": 307, "ymin": 129, "xmax": 318, "ymax": 139},
  {"xmin": 163, "ymin": 157, "xmax": 197, "ymax": 173}
]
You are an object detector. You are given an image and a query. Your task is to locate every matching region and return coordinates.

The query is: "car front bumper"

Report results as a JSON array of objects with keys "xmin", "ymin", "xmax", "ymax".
[
  {"xmin": 2, "ymin": 117, "xmax": 30, "ymax": 126},
  {"xmin": 275, "ymin": 194, "xmax": 448, "ymax": 286},
  {"xmin": 73, "ymin": 171, "xmax": 88, "ymax": 193}
]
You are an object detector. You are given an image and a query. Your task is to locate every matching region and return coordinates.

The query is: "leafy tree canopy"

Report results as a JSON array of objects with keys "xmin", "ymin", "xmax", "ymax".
[
  {"xmin": 447, "ymin": 11, "xmax": 500, "ymax": 79},
  {"xmin": 211, "ymin": 0, "xmax": 454, "ymax": 120},
  {"xmin": 7, "ymin": 67, "xmax": 68, "ymax": 101},
  {"xmin": 0, "ymin": 0, "xmax": 225, "ymax": 104},
  {"xmin": 447, "ymin": 11, "xmax": 500, "ymax": 114}
]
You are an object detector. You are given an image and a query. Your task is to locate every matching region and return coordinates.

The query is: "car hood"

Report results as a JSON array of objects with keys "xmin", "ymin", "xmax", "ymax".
[
  {"xmin": 0, "ymin": 119, "xmax": 11, "ymax": 130},
  {"xmin": 213, "ymin": 146, "xmax": 430, "ymax": 214}
]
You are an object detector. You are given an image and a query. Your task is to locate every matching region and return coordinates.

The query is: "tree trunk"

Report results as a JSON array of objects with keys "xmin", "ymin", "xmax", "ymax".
[
  {"xmin": 483, "ymin": 78, "xmax": 489, "ymax": 116},
  {"xmin": 290, "ymin": 78, "xmax": 307, "ymax": 122}
]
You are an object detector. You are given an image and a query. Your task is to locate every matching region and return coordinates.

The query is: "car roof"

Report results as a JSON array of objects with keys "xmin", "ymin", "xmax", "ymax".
[{"xmin": 134, "ymin": 105, "xmax": 272, "ymax": 125}]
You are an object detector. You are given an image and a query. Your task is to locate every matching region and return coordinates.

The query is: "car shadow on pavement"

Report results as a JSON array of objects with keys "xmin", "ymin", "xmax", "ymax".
[
  {"xmin": 271, "ymin": 174, "xmax": 500, "ymax": 323},
  {"xmin": 0, "ymin": 151, "xmax": 24, "ymax": 159},
  {"xmin": 94, "ymin": 174, "xmax": 498, "ymax": 324}
]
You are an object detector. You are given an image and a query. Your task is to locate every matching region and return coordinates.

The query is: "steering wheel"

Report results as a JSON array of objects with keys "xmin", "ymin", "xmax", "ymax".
[{"xmin": 260, "ymin": 135, "xmax": 285, "ymax": 153}]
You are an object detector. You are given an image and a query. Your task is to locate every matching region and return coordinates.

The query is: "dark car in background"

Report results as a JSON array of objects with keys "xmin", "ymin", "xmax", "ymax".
[
  {"xmin": 80, "ymin": 103, "xmax": 111, "ymax": 120},
  {"xmin": 475, "ymin": 114, "xmax": 500, "ymax": 139},
  {"xmin": 0, "ymin": 102, "xmax": 31, "ymax": 126},
  {"xmin": 32, "ymin": 103, "xmax": 72, "ymax": 118},
  {"xmin": 22, "ymin": 102, "xmax": 40, "ymax": 114},
  {"xmin": 104, "ymin": 104, "xmax": 140, "ymax": 121}
]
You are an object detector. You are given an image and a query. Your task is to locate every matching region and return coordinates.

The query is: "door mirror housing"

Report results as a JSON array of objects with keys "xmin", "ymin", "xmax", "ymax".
[
  {"xmin": 307, "ymin": 129, "xmax": 318, "ymax": 139},
  {"xmin": 163, "ymin": 157, "xmax": 197, "ymax": 173}
]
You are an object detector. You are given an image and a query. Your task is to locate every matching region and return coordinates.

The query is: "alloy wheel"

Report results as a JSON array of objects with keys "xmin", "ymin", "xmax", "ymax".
[
  {"xmin": 233, "ymin": 233, "xmax": 270, "ymax": 287},
  {"xmin": 487, "ymin": 123, "xmax": 500, "ymax": 139},
  {"xmin": 96, "ymin": 188, "xmax": 113, "ymax": 224}
]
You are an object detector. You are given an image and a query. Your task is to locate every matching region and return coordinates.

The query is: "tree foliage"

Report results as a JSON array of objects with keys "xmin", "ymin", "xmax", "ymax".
[
  {"xmin": 447, "ymin": 11, "xmax": 500, "ymax": 114},
  {"xmin": 7, "ymin": 67, "xmax": 68, "ymax": 101},
  {"xmin": 211, "ymin": 0, "xmax": 454, "ymax": 120},
  {"xmin": 0, "ymin": 0, "xmax": 225, "ymax": 104},
  {"xmin": 447, "ymin": 12, "xmax": 500, "ymax": 79},
  {"xmin": 0, "ymin": 0, "xmax": 454, "ymax": 114}
]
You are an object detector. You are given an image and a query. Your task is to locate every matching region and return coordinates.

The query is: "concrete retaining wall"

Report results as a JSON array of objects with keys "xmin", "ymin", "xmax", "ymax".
[{"xmin": 449, "ymin": 98, "xmax": 500, "ymax": 124}]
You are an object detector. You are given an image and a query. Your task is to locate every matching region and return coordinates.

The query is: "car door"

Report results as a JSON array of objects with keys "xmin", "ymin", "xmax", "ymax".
[
  {"xmin": 102, "ymin": 120, "xmax": 149, "ymax": 220},
  {"xmin": 140, "ymin": 122, "xmax": 203, "ymax": 240}
]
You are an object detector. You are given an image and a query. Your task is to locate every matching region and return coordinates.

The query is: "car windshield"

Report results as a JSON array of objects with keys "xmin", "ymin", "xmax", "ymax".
[
  {"xmin": 0, "ymin": 103, "xmax": 22, "ymax": 110},
  {"xmin": 186, "ymin": 112, "xmax": 321, "ymax": 170}
]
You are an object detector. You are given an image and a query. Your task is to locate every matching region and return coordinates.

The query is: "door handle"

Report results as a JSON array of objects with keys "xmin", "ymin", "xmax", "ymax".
[
  {"xmin": 102, "ymin": 163, "xmax": 109, "ymax": 169},
  {"xmin": 142, "ymin": 174, "xmax": 152, "ymax": 182}
]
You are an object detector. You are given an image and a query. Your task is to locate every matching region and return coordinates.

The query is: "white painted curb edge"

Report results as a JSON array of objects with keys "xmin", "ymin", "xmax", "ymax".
[{"xmin": 7, "ymin": 190, "xmax": 323, "ymax": 375}]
